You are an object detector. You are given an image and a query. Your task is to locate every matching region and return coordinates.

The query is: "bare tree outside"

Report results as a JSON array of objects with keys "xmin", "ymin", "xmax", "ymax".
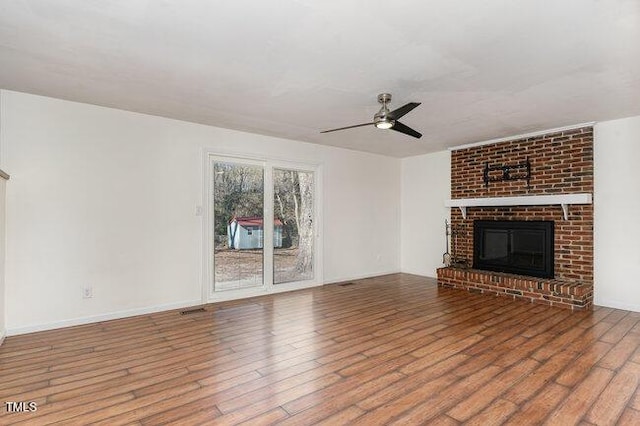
[
  {"xmin": 213, "ymin": 162, "xmax": 315, "ymax": 290},
  {"xmin": 274, "ymin": 169, "xmax": 314, "ymax": 284}
]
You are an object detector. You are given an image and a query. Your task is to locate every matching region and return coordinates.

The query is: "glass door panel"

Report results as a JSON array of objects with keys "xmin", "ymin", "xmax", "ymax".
[
  {"xmin": 273, "ymin": 169, "xmax": 314, "ymax": 284},
  {"xmin": 213, "ymin": 161, "xmax": 264, "ymax": 291}
]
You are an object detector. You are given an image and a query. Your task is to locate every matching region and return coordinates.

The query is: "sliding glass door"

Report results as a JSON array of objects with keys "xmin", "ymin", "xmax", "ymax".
[{"xmin": 208, "ymin": 155, "xmax": 320, "ymax": 300}]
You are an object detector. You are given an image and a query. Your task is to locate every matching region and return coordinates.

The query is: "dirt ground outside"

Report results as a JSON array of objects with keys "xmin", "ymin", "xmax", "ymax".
[{"xmin": 214, "ymin": 247, "xmax": 313, "ymax": 290}]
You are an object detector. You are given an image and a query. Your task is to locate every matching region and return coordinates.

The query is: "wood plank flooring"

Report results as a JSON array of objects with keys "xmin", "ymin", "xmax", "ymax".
[{"xmin": 1, "ymin": 273, "xmax": 640, "ymax": 425}]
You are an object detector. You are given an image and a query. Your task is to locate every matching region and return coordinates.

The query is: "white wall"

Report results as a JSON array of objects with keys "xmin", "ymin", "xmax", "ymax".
[
  {"xmin": 0, "ymin": 88, "xmax": 6, "ymax": 344},
  {"xmin": 400, "ymin": 150, "xmax": 451, "ymax": 277},
  {"xmin": 0, "ymin": 91, "xmax": 401, "ymax": 334},
  {"xmin": 0, "ymin": 177, "xmax": 6, "ymax": 344},
  {"xmin": 594, "ymin": 115, "xmax": 640, "ymax": 311}
]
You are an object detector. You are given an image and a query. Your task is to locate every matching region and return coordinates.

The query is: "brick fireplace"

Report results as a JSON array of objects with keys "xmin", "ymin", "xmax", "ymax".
[{"xmin": 437, "ymin": 126, "xmax": 594, "ymax": 310}]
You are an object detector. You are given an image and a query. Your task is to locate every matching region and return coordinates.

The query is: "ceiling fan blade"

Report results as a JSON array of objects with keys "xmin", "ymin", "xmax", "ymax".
[
  {"xmin": 391, "ymin": 121, "xmax": 422, "ymax": 139},
  {"xmin": 320, "ymin": 122, "xmax": 374, "ymax": 133},
  {"xmin": 388, "ymin": 102, "xmax": 421, "ymax": 120}
]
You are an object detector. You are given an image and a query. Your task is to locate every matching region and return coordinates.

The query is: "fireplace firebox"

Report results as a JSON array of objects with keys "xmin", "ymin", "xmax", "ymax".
[{"xmin": 473, "ymin": 220, "xmax": 554, "ymax": 279}]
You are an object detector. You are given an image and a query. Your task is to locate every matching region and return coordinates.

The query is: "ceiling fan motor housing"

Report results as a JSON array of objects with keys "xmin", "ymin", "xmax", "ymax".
[
  {"xmin": 377, "ymin": 93, "xmax": 392, "ymax": 104},
  {"xmin": 374, "ymin": 93, "xmax": 394, "ymax": 128}
]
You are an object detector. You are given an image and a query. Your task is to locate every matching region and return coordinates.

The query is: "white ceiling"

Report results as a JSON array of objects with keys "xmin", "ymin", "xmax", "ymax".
[{"xmin": 1, "ymin": 0, "xmax": 639, "ymax": 157}]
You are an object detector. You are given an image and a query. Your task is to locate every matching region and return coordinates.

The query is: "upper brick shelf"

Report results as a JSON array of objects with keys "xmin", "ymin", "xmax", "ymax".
[{"xmin": 445, "ymin": 193, "xmax": 593, "ymax": 220}]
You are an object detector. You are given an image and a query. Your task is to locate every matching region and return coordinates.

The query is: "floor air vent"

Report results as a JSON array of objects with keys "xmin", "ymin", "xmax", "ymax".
[{"xmin": 180, "ymin": 307, "xmax": 206, "ymax": 315}]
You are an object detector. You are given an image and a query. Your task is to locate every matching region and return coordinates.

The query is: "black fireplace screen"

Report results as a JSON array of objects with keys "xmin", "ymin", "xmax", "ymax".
[{"xmin": 473, "ymin": 220, "xmax": 554, "ymax": 279}]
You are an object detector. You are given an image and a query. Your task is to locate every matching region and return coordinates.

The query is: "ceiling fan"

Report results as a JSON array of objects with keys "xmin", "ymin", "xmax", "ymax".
[{"xmin": 321, "ymin": 93, "xmax": 422, "ymax": 139}]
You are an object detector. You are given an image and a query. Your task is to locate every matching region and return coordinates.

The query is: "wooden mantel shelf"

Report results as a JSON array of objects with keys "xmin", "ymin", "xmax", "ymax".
[{"xmin": 445, "ymin": 193, "xmax": 592, "ymax": 220}]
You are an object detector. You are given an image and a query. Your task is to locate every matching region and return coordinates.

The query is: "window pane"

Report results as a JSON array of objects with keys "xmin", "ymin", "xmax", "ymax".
[
  {"xmin": 213, "ymin": 161, "xmax": 264, "ymax": 291},
  {"xmin": 273, "ymin": 169, "xmax": 314, "ymax": 284}
]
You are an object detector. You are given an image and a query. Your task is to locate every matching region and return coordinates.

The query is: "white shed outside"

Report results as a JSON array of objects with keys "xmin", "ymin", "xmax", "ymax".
[{"xmin": 227, "ymin": 216, "xmax": 283, "ymax": 249}]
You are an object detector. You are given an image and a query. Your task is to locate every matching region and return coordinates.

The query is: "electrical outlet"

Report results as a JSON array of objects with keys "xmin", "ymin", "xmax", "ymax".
[{"xmin": 83, "ymin": 286, "xmax": 93, "ymax": 299}]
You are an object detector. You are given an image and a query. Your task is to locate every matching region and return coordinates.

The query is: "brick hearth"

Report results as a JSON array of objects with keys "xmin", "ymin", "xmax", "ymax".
[
  {"xmin": 440, "ymin": 126, "xmax": 594, "ymax": 310},
  {"xmin": 437, "ymin": 267, "xmax": 593, "ymax": 310}
]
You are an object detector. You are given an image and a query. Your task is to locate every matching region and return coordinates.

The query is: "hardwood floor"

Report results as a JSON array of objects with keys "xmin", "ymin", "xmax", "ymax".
[{"xmin": 1, "ymin": 273, "xmax": 640, "ymax": 425}]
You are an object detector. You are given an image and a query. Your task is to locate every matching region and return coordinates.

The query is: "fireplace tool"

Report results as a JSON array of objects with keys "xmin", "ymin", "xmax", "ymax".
[
  {"xmin": 450, "ymin": 223, "xmax": 469, "ymax": 268},
  {"xmin": 451, "ymin": 223, "xmax": 459, "ymax": 265},
  {"xmin": 443, "ymin": 219, "xmax": 451, "ymax": 266}
]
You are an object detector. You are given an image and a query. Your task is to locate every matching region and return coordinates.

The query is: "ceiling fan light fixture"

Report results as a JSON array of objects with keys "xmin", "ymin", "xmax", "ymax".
[{"xmin": 375, "ymin": 120, "xmax": 394, "ymax": 129}]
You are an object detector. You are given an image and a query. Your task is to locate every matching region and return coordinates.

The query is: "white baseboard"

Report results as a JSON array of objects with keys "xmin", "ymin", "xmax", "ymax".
[
  {"xmin": 324, "ymin": 269, "xmax": 401, "ymax": 285},
  {"xmin": 399, "ymin": 267, "xmax": 439, "ymax": 279},
  {"xmin": 0, "ymin": 328, "xmax": 6, "ymax": 347},
  {"xmin": 6, "ymin": 299, "xmax": 202, "ymax": 336},
  {"xmin": 398, "ymin": 271, "xmax": 440, "ymax": 281},
  {"xmin": 593, "ymin": 299, "xmax": 640, "ymax": 313}
]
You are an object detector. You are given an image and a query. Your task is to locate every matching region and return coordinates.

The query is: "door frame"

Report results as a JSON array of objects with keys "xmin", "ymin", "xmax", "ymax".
[{"xmin": 202, "ymin": 150, "xmax": 323, "ymax": 304}]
